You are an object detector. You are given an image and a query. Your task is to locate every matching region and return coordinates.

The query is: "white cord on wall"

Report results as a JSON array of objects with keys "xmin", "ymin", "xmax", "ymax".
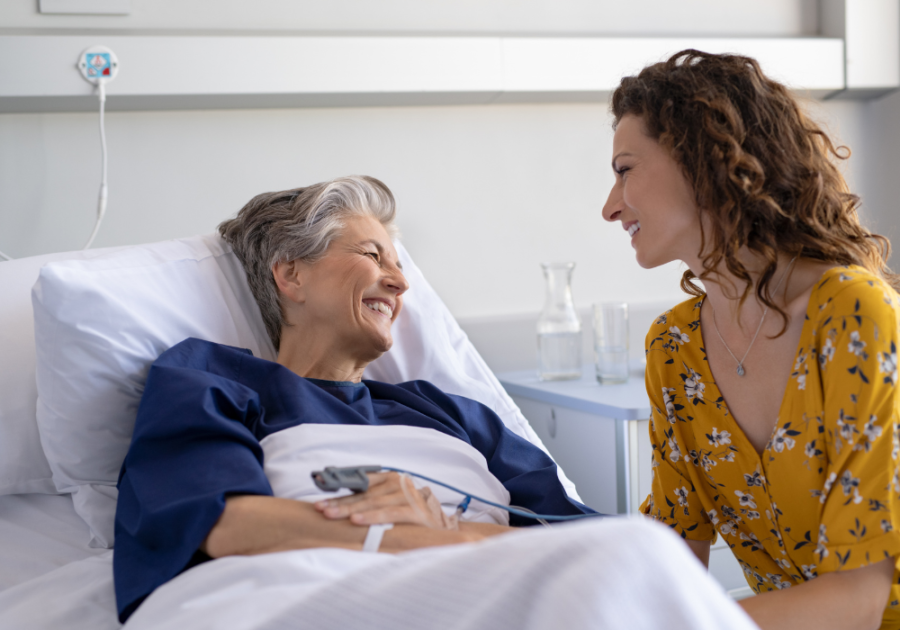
[
  {"xmin": 0, "ymin": 46, "xmax": 117, "ymax": 262},
  {"xmin": 83, "ymin": 80, "xmax": 109, "ymax": 250},
  {"xmin": 0, "ymin": 83, "xmax": 108, "ymax": 262}
]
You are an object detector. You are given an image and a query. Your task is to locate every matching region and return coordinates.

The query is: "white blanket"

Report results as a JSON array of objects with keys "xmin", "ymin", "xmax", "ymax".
[
  {"xmin": 0, "ymin": 518, "xmax": 758, "ymax": 630},
  {"xmin": 0, "ymin": 424, "xmax": 760, "ymax": 629}
]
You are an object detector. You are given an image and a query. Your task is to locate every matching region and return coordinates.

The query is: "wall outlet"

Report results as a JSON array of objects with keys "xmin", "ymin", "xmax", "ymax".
[{"xmin": 78, "ymin": 46, "xmax": 119, "ymax": 84}]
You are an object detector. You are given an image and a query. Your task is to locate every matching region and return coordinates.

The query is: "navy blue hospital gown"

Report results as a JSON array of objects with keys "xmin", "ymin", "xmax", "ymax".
[{"xmin": 113, "ymin": 337, "xmax": 592, "ymax": 622}]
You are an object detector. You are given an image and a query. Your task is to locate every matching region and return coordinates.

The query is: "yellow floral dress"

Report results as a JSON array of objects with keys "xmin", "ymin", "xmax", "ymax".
[{"xmin": 640, "ymin": 266, "xmax": 900, "ymax": 628}]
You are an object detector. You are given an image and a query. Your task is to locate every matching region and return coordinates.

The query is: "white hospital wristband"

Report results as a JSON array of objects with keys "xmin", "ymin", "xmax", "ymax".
[{"xmin": 362, "ymin": 523, "xmax": 394, "ymax": 553}]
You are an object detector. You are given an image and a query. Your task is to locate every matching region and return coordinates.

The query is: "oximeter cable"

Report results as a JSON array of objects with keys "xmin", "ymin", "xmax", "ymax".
[{"xmin": 380, "ymin": 466, "xmax": 605, "ymax": 523}]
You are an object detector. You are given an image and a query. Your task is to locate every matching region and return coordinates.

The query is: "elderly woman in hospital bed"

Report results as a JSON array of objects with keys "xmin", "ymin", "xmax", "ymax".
[{"xmin": 113, "ymin": 176, "xmax": 591, "ymax": 619}]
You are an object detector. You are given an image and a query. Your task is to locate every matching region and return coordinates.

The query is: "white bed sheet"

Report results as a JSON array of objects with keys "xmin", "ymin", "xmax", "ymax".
[
  {"xmin": 123, "ymin": 517, "xmax": 759, "ymax": 630},
  {"xmin": 0, "ymin": 493, "xmax": 106, "ymax": 591}
]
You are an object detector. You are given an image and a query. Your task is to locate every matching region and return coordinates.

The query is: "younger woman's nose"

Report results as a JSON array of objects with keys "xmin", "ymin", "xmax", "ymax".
[{"xmin": 602, "ymin": 184, "xmax": 624, "ymax": 223}]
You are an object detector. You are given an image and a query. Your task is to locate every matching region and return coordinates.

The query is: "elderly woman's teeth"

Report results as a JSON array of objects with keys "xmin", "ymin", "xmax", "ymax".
[
  {"xmin": 628, "ymin": 222, "xmax": 641, "ymax": 237},
  {"xmin": 365, "ymin": 301, "xmax": 393, "ymax": 317}
]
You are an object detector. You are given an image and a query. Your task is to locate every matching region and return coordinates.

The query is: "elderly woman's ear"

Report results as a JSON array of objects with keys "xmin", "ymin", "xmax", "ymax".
[{"xmin": 272, "ymin": 260, "xmax": 306, "ymax": 305}]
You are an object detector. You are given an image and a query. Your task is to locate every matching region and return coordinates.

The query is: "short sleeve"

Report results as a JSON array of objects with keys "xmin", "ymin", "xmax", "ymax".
[
  {"xmin": 113, "ymin": 340, "xmax": 274, "ymax": 622},
  {"xmin": 640, "ymin": 321, "xmax": 717, "ymax": 542},
  {"xmin": 816, "ymin": 279, "xmax": 900, "ymax": 573}
]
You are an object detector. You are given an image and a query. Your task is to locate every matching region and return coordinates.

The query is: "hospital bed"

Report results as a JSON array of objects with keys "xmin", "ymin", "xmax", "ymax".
[{"xmin": 0, "ymin": 234, "xmax": 756, "ymax": 629}]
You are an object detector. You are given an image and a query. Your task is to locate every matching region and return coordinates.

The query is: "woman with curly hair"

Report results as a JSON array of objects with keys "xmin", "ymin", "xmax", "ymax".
[{"xmin": 603, "ymin": 49, "xmax": 900, "ymax": 629}]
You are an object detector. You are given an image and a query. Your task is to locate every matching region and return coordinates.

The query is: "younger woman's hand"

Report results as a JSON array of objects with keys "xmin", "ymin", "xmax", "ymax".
[{"xmin": 314, "ymin": 471, "xmax": 458, "ymax": 530}]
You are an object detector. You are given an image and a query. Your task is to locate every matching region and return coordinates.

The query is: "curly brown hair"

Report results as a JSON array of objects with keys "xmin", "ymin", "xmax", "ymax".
[{"xmin": 611, "ymin": 49, "xmax": 897, "ymax": 328}]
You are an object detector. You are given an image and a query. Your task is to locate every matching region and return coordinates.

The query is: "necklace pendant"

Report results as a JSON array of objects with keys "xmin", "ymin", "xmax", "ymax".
[{"xmin": 736, "ymin": 364, "xmax": 745, "ymax": 377}]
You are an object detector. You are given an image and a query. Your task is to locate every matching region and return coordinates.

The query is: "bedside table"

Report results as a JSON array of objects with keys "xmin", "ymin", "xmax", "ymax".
[
  {"xmin": 497, "ymin": 365, "xmax": 651, "ymax": 516},
  {"xmin": 497, "ymin": 365, "xmax": 752, "ymax": 599}
]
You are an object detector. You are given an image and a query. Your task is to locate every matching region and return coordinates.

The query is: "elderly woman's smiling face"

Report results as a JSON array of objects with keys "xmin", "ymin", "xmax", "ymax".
[{"xmin": 278, "ymin": 214, "xmax": 409, "ymax": 367}]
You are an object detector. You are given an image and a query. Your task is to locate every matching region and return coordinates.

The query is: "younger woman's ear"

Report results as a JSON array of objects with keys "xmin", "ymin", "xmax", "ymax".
[{"xmin": 272, "ymin": 259, "xmax": 306, "ymax": 304}]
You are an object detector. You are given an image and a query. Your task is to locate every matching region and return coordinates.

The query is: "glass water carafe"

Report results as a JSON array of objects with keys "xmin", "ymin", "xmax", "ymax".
[{"xmin": 537, "ymin": 262, "xmax": 582, "ymax": 381}]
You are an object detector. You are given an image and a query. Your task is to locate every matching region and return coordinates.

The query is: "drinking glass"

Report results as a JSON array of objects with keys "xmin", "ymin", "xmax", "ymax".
[{"xmin": 593, "ymin": 302, "xmax": 629, "ymax": 384}]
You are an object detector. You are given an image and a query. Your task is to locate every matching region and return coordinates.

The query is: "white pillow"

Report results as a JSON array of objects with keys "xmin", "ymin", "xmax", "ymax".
[
  {"xmin": 32, "ymin": 233, "xmax": 577, "ymax": 548},
  {"xmin": 0, "ymin": 253, "xmax": 77, "ymax": 496},
  {"xmin": 33, "ymin": 235, "xmax": 275, "ymax": 548},
  {"xmin": 0, "ymin": 246, "xmax": 131, "ymax": 496}
]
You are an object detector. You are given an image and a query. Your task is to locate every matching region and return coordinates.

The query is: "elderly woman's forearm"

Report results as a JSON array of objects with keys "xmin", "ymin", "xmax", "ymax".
[
  {"xmin": 375, "ymin": 518, "xmax": 511, "ymax": 552},
  {"xmin": 458, "ymin": 521, "xmax": 513, "ymax": 538},
  {"xmin": 202, "ymin": 495, "xmax": 483, "ymax": 558},
  {"xmin": 202, "ymin": 495, "xmax": 364, "ymax": 558}
]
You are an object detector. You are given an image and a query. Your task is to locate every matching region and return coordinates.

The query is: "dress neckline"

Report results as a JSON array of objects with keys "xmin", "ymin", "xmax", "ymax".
[{"xmin": 694, "ymin": 265, "xmax": 849, "ymax": 460}]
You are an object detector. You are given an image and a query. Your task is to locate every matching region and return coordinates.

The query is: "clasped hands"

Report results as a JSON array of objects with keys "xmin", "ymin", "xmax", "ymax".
[{"xmin": 314, "ymin": 472, "xmax": 458, "ymax": 531}]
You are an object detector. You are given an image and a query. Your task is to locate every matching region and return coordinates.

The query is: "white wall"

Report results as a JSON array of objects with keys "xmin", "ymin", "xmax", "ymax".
[
  {"xmin": 2, "ymin": 102, "xmax": 683, "ymax": 321},
  {"xmin": 0, "ymin": 97, "xmax": 879, "ymax": 315},
  {"xmin": 0, "ymin": 0, "xmax": 818, "ymax": 36},
  {"xmin": 0, "ymin": 0, "xmax": 895, "ymax": 371}
]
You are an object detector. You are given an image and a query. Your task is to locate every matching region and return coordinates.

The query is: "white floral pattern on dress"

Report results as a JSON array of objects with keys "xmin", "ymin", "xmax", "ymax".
[
  {"xmin": 744, "ymin": 471, "xmax": 764, "ymax": 487},
  {"xmin": 855, "ymin": 415, "xmax": 884, "ymax": 453},
  {"xmin": 741, "ymin": 531, "xmax": 764, "ymax": 551},
  {"xmin": 793, "ymin": 351, "xmax": 809, "ymax": 390},
  {"xmin": 662, "ymin": 387, "xmax": 679, "ymax": 424},
  {"xmin": 682, "ymin": 364, "xmax": 706, "ymax": 403},
  {"xmin": 880, "ymin": 343, "xmax": 898, "ymax": 386},
  {"xmin": 804, "ymin": 439, "xmax": 823, "ymax": 459},
  {"xmin": 771, "ymin": 426, "xmax": 797, "ymax": 452},
  {"xmin": 813, "ymin": 472, "xmax": 838, "ymax": 504},
  {"xmin": 766, "ymin": 573, "xmax": 792, "ymax": 590},
  {"xmin": 674, "ymin": 486, "xmax": 689, "ymax": 509},
  {"xmin": 707, "ymin": 427, "xmax": 731, "ymax": 446},
  {"xmin": 835, "ymin": 410, "xmax": 858, "ymax": 454},
  {"xmin": 815, "ymin": 524, "xmax": 829, "ymax": 562},
  {"xmin": 667, "ymin": 436, "xmax": 682, "ymax": 463},
  {"xmin": 735, "ymin": 490, "xmax": 757, "ymax": 508},
  {"xmin": 848, "ymin": 331, "xmax": 867, "ymax": 357},
  {"xmin": 820, "ymin": 337, "xmax": 836, "ymax": 368},
  {"xmin": 840, "ymin": 471, "xmax": 863, "ymax": 504},
  {"xmin": 668, "ymin": 326, "xmax": 690, "ymax": 345}
]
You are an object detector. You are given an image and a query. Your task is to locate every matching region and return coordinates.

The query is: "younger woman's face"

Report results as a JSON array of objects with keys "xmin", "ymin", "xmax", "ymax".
[{"xmin": 601, "ymin": 114, "xmax": 704, "ymax": 270}]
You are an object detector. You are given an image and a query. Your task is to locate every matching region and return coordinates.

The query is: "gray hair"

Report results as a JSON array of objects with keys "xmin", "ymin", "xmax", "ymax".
[{"xmin": 218, "ymin": 175, "xmax": 398, "ymax": 351}]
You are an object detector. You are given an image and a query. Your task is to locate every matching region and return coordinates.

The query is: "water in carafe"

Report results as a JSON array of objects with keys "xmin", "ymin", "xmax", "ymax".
[{"xmin": 537, "ymin": 262, "xmax": 582, "ymax": 381}]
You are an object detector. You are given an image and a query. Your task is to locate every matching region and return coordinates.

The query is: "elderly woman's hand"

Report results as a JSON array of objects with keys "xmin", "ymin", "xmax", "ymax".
[{"xmin": 314, "ymin": 472, "xmax": 458, "ymax": 530}]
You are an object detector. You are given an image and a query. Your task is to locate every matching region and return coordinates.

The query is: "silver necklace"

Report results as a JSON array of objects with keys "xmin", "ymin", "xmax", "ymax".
[{"xmin": 709, "ymin": 256, "xmax": 797, "ymax": 377}]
